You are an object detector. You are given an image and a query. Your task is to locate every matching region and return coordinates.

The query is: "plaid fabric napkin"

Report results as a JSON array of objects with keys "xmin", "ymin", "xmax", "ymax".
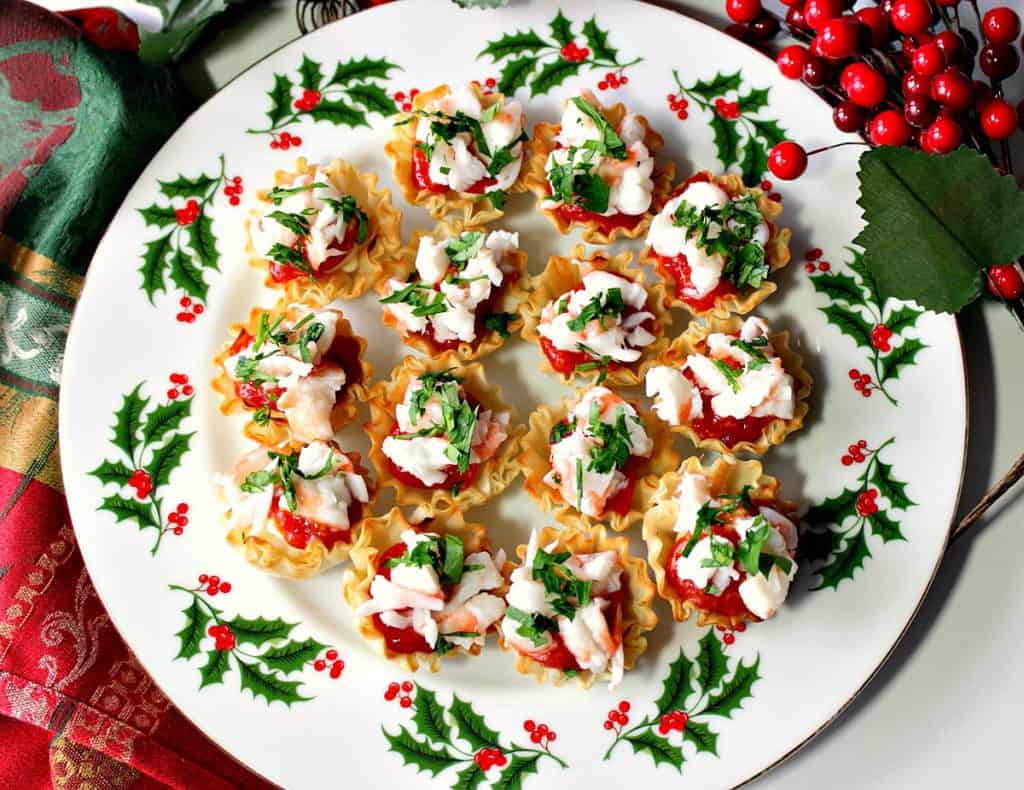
[{"xmin": 0, "ymin": 1, "xmax": 273, "ymax": 786}]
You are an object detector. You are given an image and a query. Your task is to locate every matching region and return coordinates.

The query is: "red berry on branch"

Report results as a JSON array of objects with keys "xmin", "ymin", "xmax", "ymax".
[
  {"xmin": 802, "ymin": 55, "xmax": 831, "ymax": 89},
  {"xmin": 803, "ymin": 0, "xmax": 845, "ymax": 32},
  {"xmin": 786, "ymin": 4, "xmax": 809, "ymax": 31},
  {"xmin": 911, "ymin": 42, "xmax": 946, "ymax": 76},
  {"xmin": 833, "ymin": 100, "xmax": 865, "ymax": 135},
  {"xmin": 855, "ymin": 6, "xmax": 890, "ymax": 47},
  {"xmin": 726, "ymin": 0, "xmax": 762, "ymax": 23},
  {"xmin": 904, "ymin": 97, "xmax": 936, "ymax": 128},
  {"xmin": 979, "ymin": 42, "xmax": 1020, "ymax": 80},
  {"xmin": 890, "ymin": 0, "xmax": 933, "ymax": 35},
  {"xmin": 921, "ymin": 117, "xmax": 963, "ymax": 153},
  {"xmin": 841, "ymin": 63, "xmax": 887, "ymax": 108},
  {"xmin": 1018, "ymin": 100, "xmax": 1024, "ymax": 131},
  {"xmin": 930, "ymin": 69, "xmax": 973, "ymax": 111},
  {"xmin": 982, "ymin": 7, "xmax": 1021, "ymax": 44},
  {"xmin": 748, "ymin": 13, "xmax": 780, "ymax": 41},
  {"xmin": 902, "ymin": 70, "xmax": 931, "ymax": 98},
  {"xmin": 934, "ymin": 30, "xmax": 964, "ymax": 62},
  {"xmin": 777, "ymin": 46, "xmax": 809, "ymax": 79},
  {"xmin": 987, "ymin": 264, "xmax": 1024, "ymax": 299},
  {"xmin": 817, "ymin": 18, "xmax": 863, "ymax": 59},
  {"xmin": 980, "ymin": 99, "xmax": 1018, "ymax": 139},
  {"xmin": 869, "ymin": 109, "xmax": 912, "ymax": 146},
  {"xmin": 768, "ymin": 141, "xmax": 808, "ymax": 180}
]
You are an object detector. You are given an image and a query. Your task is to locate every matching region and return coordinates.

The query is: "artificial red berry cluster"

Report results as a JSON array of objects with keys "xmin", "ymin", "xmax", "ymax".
[
  {"xmin": 175, "ymin": 296, "xmax": 204, "ymax": 324},
  {"xmin": 312, "ymin": 648, "xmax": 345, "ymax": 679},
  {"xmin": 802, "ymin": 246, "xmax": 832, "ymax": 273},
  {"xmin": 666, "ymin": 92, "xmax": 691, "ymax": 120},
  {"xmin": 871, "ymin": 323, "xmax": 894, "ymax": 351},
  {"xmin": 473, "ymin": 747, "xmax": 508, "ymax": 771},
  {"xmin": 856, "ymin": 488, "xmax": 881, "ymax": 517},
  {"xmin": 471, "ymin": 78, "xmax": 498, "ymax": 96},
  {"xmin": 166, "ymin": 502, "xmax": 189, "ymax": 536},
  {"xmin": 393, "ymin": 88, "xmax": 420, "ymax": 113},
  {"xmin": 207, "ymin": 623, "xmax": 236, "ymax": 651},
  {"xmin": 848, "ymin": 368, "xmax": 876, "ymax": 398},
  {"xmin": 175, "ymin": 199, "xmax": 199, "ymax": 226},
  {"xmin": 560, "ymin": 41, "xmax": 590, "ymax": 62},
  {"xmin": 602, "ymin": 700, "xmax": 631, "ymax": 731},
  {"xmin": 714, "ymin": 96, "xmax": 742, "ymax": 119},
  {"xmin": 167, "ymin": 372, "xmax": 194, "ymax": 399},
  {"xmin": 841, "ymin": 439, "xmax": 870, "ymax": 465},
  {"xmin": 270, "ymin": 131, "xmax": 302, "ymax": 151},
  {"xmin": 658, "ymin": 710, "xmax": 689, "ymax": 735},
  {"xmin": 127, "ymin": 469, "xmax": 152, "ymax": 500},
  {"xmin": 523, "ymin": 719, "xmax": 557, "ymax": 746},
  {"xmin": 385, "ymin": 680, "xmax": 414, "ymax": 707},
  {"xmin": 598, "ymin": 70, "xmax": 629, "ymax": 91},
  {"xmin": 293, "ymin": 88, "xmax": 321, "ymax": 112},
  {"xmin": 223, "ymin": 176, "xmax": 244, "ymax": 207},
  {"xmin": 197, "ymin": 574, "xmax": 232, "ymax": 595}
]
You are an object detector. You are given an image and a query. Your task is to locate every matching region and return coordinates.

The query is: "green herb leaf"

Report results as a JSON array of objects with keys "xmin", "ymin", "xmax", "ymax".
[{"xmin": 569, "ymin": 96, "xmax": 626, "ymax": 159}]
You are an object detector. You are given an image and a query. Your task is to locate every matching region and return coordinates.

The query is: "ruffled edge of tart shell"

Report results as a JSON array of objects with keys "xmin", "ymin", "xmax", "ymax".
[
  {"xmin": 383, "ymin": 84, "xmax": 528, "ymax": 227},
  {"xmin": 640, "ymin": 171, "xmax": 792, "ymax": 318},
  {"xmin": 520, "ymin": 245, "xmax": 672, "ymax": 387},
  {"xmin": 497, "ymin": 523, "xmax": 658, "ymax": 689},
  {"xmin": 246, "ymin": 156, "xmax": 402, "ymax": 301},
  {"xmin": 376, "ymin": 218, "xmax": 530, "ymax": 362},
  {"xmin": 641, "ymin": 455, "xmax": 798, "ymax": 628},
  {"xmin": 523, "ymin": 101, "xmax": 675, "ymax": 244},
  {"xmin": 517, "ymin": 389, "xmax": 681, "ymax": 533},
  {"xmin": 365, "ymin": 353, "xmax": 524, "ymax": 518},
  {"xmin": 210, "ymin": 301, "xmax": 373, "ymax": 445}
]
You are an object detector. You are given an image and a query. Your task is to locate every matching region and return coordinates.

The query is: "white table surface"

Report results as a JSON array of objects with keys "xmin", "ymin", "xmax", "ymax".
[{"xmin": 177, "ymin": 1, "xmax": 1024, "ymax": 786}]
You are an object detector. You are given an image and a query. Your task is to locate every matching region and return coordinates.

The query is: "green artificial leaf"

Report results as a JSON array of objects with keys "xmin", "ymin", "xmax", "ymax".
[
  {"xmin": 188, "ymin": 213, "xmax": 218, "ymax": 269},
  {"xmin": 549, "ymin": 10, "xmax": 573, "ymax": 46},
  {"xmin": 310, "ymin": 98, "xmax": 367, "ymax": 127},
  {"xmin": 702, "ymin": 656, "xmax": 760, "ymax": 718},
  {"xmin": 880, "ymin": 338, "xmax": 926, "ymax": 383},
  {"xmin": 479, "ymin": 29, "xmax": 549, "ymax": 61},
  {"xmin": 258, "ymin": 638, "xmax": 328, "ymax": 674},
  {"xmin": 854, "ymin": 146, "xmax": 1024, "ymax": 313},
  {"xmin": 138, "ymin": 204, "xmax": 178, "ymax": 228},
  {"xmin": 688, "ymin": 70, "xmax": 742, "ymax": 100},
  {"xmin": 749, "ymin": 117, "xmax": 787, "ymax": 147},
  {"xmin": 582, "ymin": 16, "xmax": 617, "ymax": 63},
  {"xmin": 811, "ymin": 529, "xmax": 872, "ymax": 591},
  {"xmin": 199, "ymin": 647, "xmax": 230, "ymax": 688},
  {"xmin": 237, "ymin": 658, "xmax": 309, "ymax": 705},
  {"xmin": 655, "ymin": 647, "xmax": 694, "ymax": 715},
  {"xmin": 884, "ymin": 304, "xmax": 922, "ymax": 335},
  {"xmin": 89, "ymin": 459, "xmax": 133, "ymax": 486},
  {"xmin": 449, "ymin": 694, "xmax": 501, "ymax": 750},
  {"xmin": 709, "ymin": 113, "xmax": 741, "ymax": 171},
  {"xmin": 695, "ymin": 629, "xmax": 729, "ymax": 694},
  {"xmin": 265, "ymin": 73, "xmax": 293, "ymax": 127},
  {"xmin": 736, "ymin": 87, "xmax": 769, "ymax": 114},
  {"xmin": 412, "ymin": 687, "xmax": 451, "ymax": 744},
  {"xmin": 682, "ymin": 719, "xmax": 719, "ymax": 755},
  {"xmin": 871, "ymin": 458, "xmax": 915, "ymax": 509},
  {"xmin": 497, "ymin": 55, "xmax": 535, "ymax": 95},
  {"xmin": 624, "ymin": 730, "xmax": 684, "ymax": 771},
  {"xmin": 137, "ymin": 0, "xmax": 229, "ymax": 64},
  {"xmin": 99, "ymin": 494, "xmax": 159, "ymax": 530},
  {"xmin": 328, "ymin": 56, "xmax": 399, "ymax": 85},
  {"xmin": 811, "ymin": 272, "xmax": 866, "ymax": 306},
  {"xmin": 803, "ymin": 487, "xmax": 859, "ymax": 527},
  {"xmin": 530, "ymin": 58, "xmax": 581, "ymax": 96},
  {"xmin": 158, "ymin": 173, "xmax": 218, "ymax": 200},
  {"xmin": 142, "ymin": 397, "xmax": 192, "ymax": 446},
  {"xmin": 382, "ymin": 725, "xmax": 460, "ymax": 776},
  {"xmin": 452, "ymin": 764, "xmax": 486, "ymax": 790},
  {"xmin": 820, "ymin": 303, "xmax": 874, "ymax": 349},
  {"xmin": 298, "ymin": 55, "xmax": 322, "ymax": 91},
  {"xmin": 492, "ymin": 754, "xmax": 540, "ymax": 790},
  {"xmin": 169, "ymin": 248, "xmax": 206, "ymax": 300},
  {"xmin": 869, "ymin": 510, "xmax": 905, "ymax": 543},
  {"xmin": 226, "ymin": 615, "xmax": 297, "ymax": 646},
  {"xmin": 345, "ymin": 82, "xmax": 395, "ymax": 116},
  {"xmin": 738, "ymin": 136, "xmax": 768, "ymax": 187},
  {"xmin": 174, "ymin": 598, "xmax": 211, "ymax": 659},
  {"xmin": 140, "ymin": 233, "xmax": 173, "ymax": 302},
  {"xmin": 112, "ymin": 383, "xmax": 148, "ymax": 459},
  {"xmin": 146, "ymin": 431, "xmax": 194, "ymax": 487}
]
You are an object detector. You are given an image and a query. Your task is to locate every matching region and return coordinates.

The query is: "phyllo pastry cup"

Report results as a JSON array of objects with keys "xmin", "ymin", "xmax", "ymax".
[
  {"xmin": 365, "ymin": 354, "xmax": 523, "ymax": 518},
  {"xmin": 212, "ymin": 300, "xmax": 372, "ymax": 446},
  {"xmin": 640, "ymin": 171, "xmax": 791, "ymax": 318},
  {"xmin": 641, "ymin": 314, "xmax": 812, "ymax": 456},
  {"xmin": 384, "ymin": 84, "xmax": 529, "ymax": 227},
  {"xmin": 642, "ymin": 456, "xmax": 800, "ymax": 629},
  {"xmin": 247, "ymin": 157, "xmax": 402, "ymax": 302},
  {"xmin": 219, "ymin": 439, "xmax": 376, "ymax": 579},
  {"xmin": 520, "ymin": 245, "xmax": 671, "ymax": 387},
  {"xmin": 343, "ymin": 508, "xmax": 511, "ymax": 672},
  {"xmin": 497, "ymin": 524, "xmax": 657, "ymax": 689},
  {"xmin": 377, "ymin": 220, "xmax": 529, "ymax": 361},
  {"xmin": 518, "ymin": 386, "xmax": 680, "ymax": 533},
  {"xmin": 523, "ymin": 93, "xmax": 674, "ymax": 244}
]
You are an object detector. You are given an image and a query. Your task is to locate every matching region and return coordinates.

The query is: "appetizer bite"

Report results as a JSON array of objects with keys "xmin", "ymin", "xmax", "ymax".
[
  {"xmin": 642, "ymin": 171, "xmax": 791, "ymax": 317},
  {"xmin": 343, "ymin": 509, "xmax": 508, "ymax": 672},
  {"xmin": 248, "ymin": 157, "xmax": 401, "ymax": 301},
  {"xmin": 644, "ymin": 315, "xmax": 811, "ymax": 455},
  {"xmin": 385, "ymin": 83, "xmax": 528, "ymax": 225},
  {"xmin": 213, "ymin": 301, "xmax": 371, "ymax": 445},
  {"xmin": 219, "ymin": 439, "xmax": 374, "ymax": 578},
  {"xmin": 520, "ymin": 246, "xmax": 670, "ymax": 386},
  {"xmin": 525, "ymin": 90, "xmax": 674, "ymax": 244},
  {"xmin": 498, "ymin": 525, "xmax": 657, "ymax": 689},
  {"xmin": 643, "ymin": 457, "xmax": 799, "ymax": 628},
  {"xmin": 378, "ymin": 222, "xmax": 528, "ymax": 360},
  {"xmin": 519, "ymin": 385, "xmax": 679, "ymax": 532},
  {"xmin": 366, "ymin": 355, "xmax": 522, "ymax": 516}
]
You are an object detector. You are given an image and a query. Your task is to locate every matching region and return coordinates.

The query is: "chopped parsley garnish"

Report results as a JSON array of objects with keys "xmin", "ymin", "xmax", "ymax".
[
  {"xmin": 711, "ymin": 359, "xmax": 743, "ymax": 393},
  {"xmin": 505, "ymin": 606, "xmax": 558, "ymax": 647},
  {"xmin": 322, "ymin": 195, "xmax": 369, "ymax": 244},
  {"xmin": 444, "ymin": 231, "xmax": 486, "ymax": 268},
  {"xmin": 407, "ymin": 369, "xmax": 460, "ymax": 422},
  {"xmin": 488, "ymin": 189, "xmax": 507, "ymax": 210},
  {"xmin": 482, "ymin": 312, "xmax": 516, "ymax": 338},
  {"xmin": 575, "ymin": 457, "xmax": 584, "ymax": 512},
  {"xmin": 735, "ymin": 514, "xmax": 792, "ymax": 578},
  {"xmin": 266, "ymin": 210, "xmax": 312, "ymax": 237},
  {"xmin": 239, "ymin": 450, "xmax": 333, "ymax": 512},
  {"xmin": 566, "ymin": 287, "xmax": 626, "ymax": 332},
  {"xmin": 679, "ymin": 490, "xmax": 753, "ymax": 558},
  {"xmin": 531, "ymin": 547, "xmax": 592, "ymax": 620},
  {"xmin": 399, "ymin": 371, "xmax": 479, "ymax": 474},
  {"xmin": 584, "ymin": 405, "xmax": 636, "ymax": 474},
  {"xmin": 548, "ymin": 418, "xmax": 576, "ymax": 445},
  {"xmin": 547, "ymin": 147, "xmax": 610, "ymax": 214},
  {"xmin": 252, "ymin": 406, "xmax": 271, "ymax": 425},
  {"xmin": 479, "ymin": 101, "xmax": 501, "ymax": 124},
  {"xmin": 385, "ymin": 533, "xmax": 467, "ymax": 585},
  {"xmin": 266, "ymin": 182, "xmax": 329, "ymax": 204},
  {"xmin": 486, "ymin": 129, "xmax": 528, "ymax": 177},
  {"xmin": 569, "ymin": 97, "xmax": 626, "ymax": 160},
  {"xmin": 436, "ymin": 632, "xmax": 481, "ymax": 656},
  {"xmin": 380, "ymin": 280, "xmax": 449, "ymax": 318},
  {"xmin": 234, "ymin": 351, "xmax": 280, "ymax": 384},
  {"xmin": 730, "ymin": 336, "xmax": 770, "ymax": 370},
  {"xmin": 700, "ymin": 538, "xmax": 736, "ymax": 569},
  {"xmin": 266, "ymin": 242, "xmax": 313, "ymax": 275},
  {"xmin": 428, "ymin": 110, "xmax": 491, "ymax": 157},
  {"xmin": 671, "ymin": 192, "xmax": 769, "ymax": 289}
]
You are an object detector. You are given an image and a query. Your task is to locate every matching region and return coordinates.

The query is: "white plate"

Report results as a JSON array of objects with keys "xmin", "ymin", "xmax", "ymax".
[{"xmin": 60, "ymin": 1, "xmax": 966, "ymax": 787}]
